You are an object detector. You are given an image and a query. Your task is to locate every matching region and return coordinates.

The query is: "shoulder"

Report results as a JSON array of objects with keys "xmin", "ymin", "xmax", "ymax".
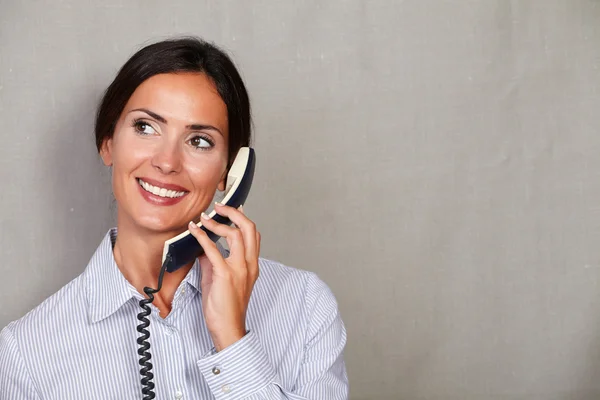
[
  {"xmin": 252, "ymin": 257, "xmax": 346, "ymax": 348},
  {"xmin": 253, "ymin": 257, "xmax": 341, "ymax": 315},
  {"xmin": 257, "ymin": 256, "xmax": 335, "ymax": 292},
  {"xmin": 2, "ymin": 274, "xmax": 87, "ymax": 341},
  {"xmin": 0, "ymin": 273, "xmax": 86, "ymax": 393}
]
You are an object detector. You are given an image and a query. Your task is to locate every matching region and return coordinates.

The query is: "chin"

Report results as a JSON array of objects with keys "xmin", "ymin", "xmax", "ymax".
[
  {"xmin": 144, "ymin": 217, "xmax": 188, "ymax": 235},
  {"xmin": 122, "ymin": 207, "xmax": 189, "ymax": 236}
]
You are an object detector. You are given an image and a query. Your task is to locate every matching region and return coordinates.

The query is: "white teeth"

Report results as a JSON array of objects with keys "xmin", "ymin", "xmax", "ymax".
[{"xmin": 138, "ymin": 179, "xmax": 186, "ymax": 198}]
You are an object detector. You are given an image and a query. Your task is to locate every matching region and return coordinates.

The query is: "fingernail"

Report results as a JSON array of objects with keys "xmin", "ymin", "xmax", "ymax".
[
  {"xmin": 239, "ymin": 205, "xmax": 244, "ymax": 213},
  {"xmin": 201, "ymin": 212, "xmax": 209, "ymax": 220},
  {"xmin": 215, "ymin": 202, "xmax": 223, "ymax": 207},
  {"xmin": 188, "ymin": 221, "xmax": 196, "ymax": 229}
]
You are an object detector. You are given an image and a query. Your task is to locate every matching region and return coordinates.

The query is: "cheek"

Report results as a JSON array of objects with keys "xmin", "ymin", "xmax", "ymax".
[
  {"xmin": 112, "ymin": 135, "xmax": 149, "ymax": 171},
  {"xmin": 186, "ymin": 155, "xmax": 227, "ymax": 188}
]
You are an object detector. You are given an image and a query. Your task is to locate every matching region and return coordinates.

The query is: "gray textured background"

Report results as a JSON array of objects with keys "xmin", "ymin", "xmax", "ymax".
[{"xmin": 1, "ymin": 1, "xmax": 600, "ymax": 399}]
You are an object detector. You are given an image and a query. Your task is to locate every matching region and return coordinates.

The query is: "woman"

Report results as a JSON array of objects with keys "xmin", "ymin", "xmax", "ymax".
[{"xmin": 0, "ymin": 37, "xmax": 348, "ymax": 399}]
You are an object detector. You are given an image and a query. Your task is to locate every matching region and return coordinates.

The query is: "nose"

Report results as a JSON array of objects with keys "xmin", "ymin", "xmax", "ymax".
[{"xmin": 151, "ymin": 141, "xmax": 182, "ymax": 175}]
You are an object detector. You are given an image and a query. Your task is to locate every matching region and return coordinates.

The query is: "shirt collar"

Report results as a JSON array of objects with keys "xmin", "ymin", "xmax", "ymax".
[
  {"xmin": 85, "ymin": 228, "xmax": 139, "ymax": 324},
  {"xmin": 85, "ymin": 228, "xmax": 218, "ymax": 323}
]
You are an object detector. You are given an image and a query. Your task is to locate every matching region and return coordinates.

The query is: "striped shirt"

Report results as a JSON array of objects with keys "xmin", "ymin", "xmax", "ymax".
[{"xmin": 0, "ymin": 228, "xmax": 348, "ymax": 399}]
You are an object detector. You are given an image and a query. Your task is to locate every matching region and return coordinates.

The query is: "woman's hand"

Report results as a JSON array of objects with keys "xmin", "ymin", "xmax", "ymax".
[{"xmin": 188, "ymin": 203, "xmax": 261, "ymax": 352}]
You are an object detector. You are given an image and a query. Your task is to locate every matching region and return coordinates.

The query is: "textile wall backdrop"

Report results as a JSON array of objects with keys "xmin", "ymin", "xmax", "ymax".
[{"xmin": 1, "ymin": 1, "xmax": 599, "ymax": 399}]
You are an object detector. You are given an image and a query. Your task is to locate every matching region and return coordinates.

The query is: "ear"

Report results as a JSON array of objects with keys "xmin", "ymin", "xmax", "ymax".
[
  {"xmin": 217, "ymin": 171, "xmax": 227, "ymax": 191},
  {"xmin": 99, "ymin": 138, "xmax": 113, "ymax": 167}
]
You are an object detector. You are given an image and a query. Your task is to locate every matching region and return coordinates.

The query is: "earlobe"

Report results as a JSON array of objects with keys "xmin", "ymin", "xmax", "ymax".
[
  {"xmin": 217, "ymin": 168, "xmax": 227, "ymax": 191},
  {"xmin": 217, "ymin": 176, "xmax": 226, "ymax": 191},
  {"xmin": 100, "ymin": 138, "xmax": 113, "ymax": 167}
]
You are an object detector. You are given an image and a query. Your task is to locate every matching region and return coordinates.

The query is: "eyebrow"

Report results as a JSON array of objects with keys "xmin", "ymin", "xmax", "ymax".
[{"xmin": 129, "ymin": 108, "xmax": 223, "ymax": 136}]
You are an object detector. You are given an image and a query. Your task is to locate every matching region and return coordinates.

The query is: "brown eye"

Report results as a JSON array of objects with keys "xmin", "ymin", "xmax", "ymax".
[
  {"xmin": 189, "ymin": 135, "xmax": 213, "ymax": 149},
  {"xmin": 133, "ymin": 120, "xmax": 156, "ymax": 135}
]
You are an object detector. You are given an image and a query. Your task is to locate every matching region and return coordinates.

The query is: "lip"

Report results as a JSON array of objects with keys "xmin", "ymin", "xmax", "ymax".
[
  {"xmin": 137, "ymin": 179, "xmax": 189, "ymax": 207},
  {"xmin": 137, "ymin": 177, "xmax": 189, "ymax": 192}
]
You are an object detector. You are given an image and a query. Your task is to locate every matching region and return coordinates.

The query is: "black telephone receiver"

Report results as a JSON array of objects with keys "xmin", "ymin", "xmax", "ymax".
[
  {"xmin": 161, "ymin": 147, "xmax": 256, "ymax": 273},
  {"xmin": 136, "ymin": 147, "xmax": 256, "ymax": 399}
]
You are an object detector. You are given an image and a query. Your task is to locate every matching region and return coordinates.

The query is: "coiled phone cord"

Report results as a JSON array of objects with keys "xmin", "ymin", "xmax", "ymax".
[{"xmin": 136, "ymin": 254, "xmax": 172, "ymax": 400}]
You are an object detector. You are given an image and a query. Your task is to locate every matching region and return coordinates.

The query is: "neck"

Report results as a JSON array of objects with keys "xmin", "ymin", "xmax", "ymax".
[{"xmin": 112, "ymin": 214, "xmax": 193, "ymax": 316}]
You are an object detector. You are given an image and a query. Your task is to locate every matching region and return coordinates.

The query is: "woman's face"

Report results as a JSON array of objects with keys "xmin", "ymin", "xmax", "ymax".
[{"xmin": 100, "ymin": 72, "xmax": 229, "ymax": 235}]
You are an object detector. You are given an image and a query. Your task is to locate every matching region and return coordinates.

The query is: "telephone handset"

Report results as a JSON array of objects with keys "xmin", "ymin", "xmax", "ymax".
[
  {"xmin": 136, "ymin": 147, "xmax": 256, "ymax": 399},
  {"xmin": 162, "ymin": 146, "xmax": 256, "ymax": 273}
]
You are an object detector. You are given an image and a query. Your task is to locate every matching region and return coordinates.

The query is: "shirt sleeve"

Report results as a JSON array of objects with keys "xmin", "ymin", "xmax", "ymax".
[
  {"xmin": 0, "ymin": 326, "xmax": 42, "ymax": 400},
  {"xmin": 196, "ymin": 273, "xmax": 348, "ymax": 400}
]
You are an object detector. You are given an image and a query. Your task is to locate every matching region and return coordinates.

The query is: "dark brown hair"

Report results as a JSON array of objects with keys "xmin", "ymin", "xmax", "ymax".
[{"xmin": 95, "ymin": 37, "xmax": 251, "ymax": 166}]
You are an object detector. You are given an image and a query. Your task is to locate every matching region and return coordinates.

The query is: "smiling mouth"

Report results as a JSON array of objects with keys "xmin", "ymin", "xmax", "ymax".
[{"xmin": 137, "ymin": 179, "xmax": 188, "ymax": 199}]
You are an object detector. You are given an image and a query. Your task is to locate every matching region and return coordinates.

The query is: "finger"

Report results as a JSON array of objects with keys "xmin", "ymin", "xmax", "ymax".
[
  {"xmin": 220, "ymin": 204, "xmax": 259, "ymax": 282},
  {"xmin": 214, "ymin": 203, "xmax": 258, "ymax": 263},
  {"xmin": 256, "ymin": 231, "xmax": 261, "ymax": 256},
  {"xmin": 251, "ymin": 231, "xmax": 261, "ymax": 281},
  {"xmin": 188, "ymin": 221, "xmax": 230, "ymax": 274},
  {"xmin": 198, "ymin": 212, "xmax": 239, "ymax": 238},
  {"xmin": 237, "ymin": 205, "xmax": 260, "ymax": 281},
  {"xmin": 199, "ymin": 213, "xmax": 245, "ymax": 263},
  {"xmin": 198, "ymin": 254, "xmax": 214, "ymax": 290},
  {"xmin": 232, "ymin": 205, "xmax": 243, "ymax": 228}
]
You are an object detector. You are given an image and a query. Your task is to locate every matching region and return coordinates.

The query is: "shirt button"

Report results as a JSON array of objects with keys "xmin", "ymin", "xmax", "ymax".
[
  {"xmin": 175, "ymin": 390, "xmax": 183, "ymax": 399},
  {"xmin": 222, "ymin": 384, "xmax": 231, "ymax": 393},
  {"xmin": 166, "ymin": 327, "xmax": 175, "ymax": 336},
  {"xmin": 212, "ymin": 366, "xmax": 221, "ymax": 375}
]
